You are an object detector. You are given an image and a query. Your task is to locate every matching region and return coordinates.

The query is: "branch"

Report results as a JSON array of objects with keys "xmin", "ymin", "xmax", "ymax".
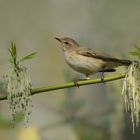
[{"xmin": 0, "ymin": 73, "xmax": 125, "ymax": 101}]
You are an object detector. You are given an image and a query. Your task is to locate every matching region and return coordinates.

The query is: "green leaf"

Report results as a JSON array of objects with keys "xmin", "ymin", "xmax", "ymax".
[
  {"xmin": 8, "ymin": 42, "xmax": 37, "ymax": 66},
  {"xmin": 9, "ymin": 58, "xmax": 14, "ymax": 64},
  {"xmin": 8, "ymin": 42, "xmax": 17, "ymax": 66},
  {"xmin": 134, "ymin": 45, "xmax": 140, "ymax": 52},
  {"xmin": 129, "ymin": 51, "xmax": 140, "ymax": 56},
  {"xmin": 129, "ymin": 45, "xmax": 140, "ymax": 56},
  {"xmin": 18, "ymin": 52, "xmax": 37, "ymax": 63}
]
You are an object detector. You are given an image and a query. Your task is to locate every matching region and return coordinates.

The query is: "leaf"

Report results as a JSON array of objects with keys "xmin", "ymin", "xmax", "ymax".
[
  {"xmin": 134, "ymin": 45, "xmax": 140, "ymax": 52},
  {"xmin": 8, "ymin": 42, "xmax": 37, "ymax": 66},
  {"xmin": 9, "ymin": 42, "xmax": 17, "ymax": 56},
  {"xmin": 9, "ymin": 58, "xmax": 14, "ymax": 64},
  {"xmin": 8, "ymin": 42, "xmax": 17, "ymax": 66},
  {"xmin": 129, "ymin": 45, "xmax": 140, "ymax": 56},
  {"xmin": 18, "ymin": 52, "xmax": 37, "ymax": 63},
  {"xmin": 129, "ymin": 51, "xmax": 140, "ymax": 56}
]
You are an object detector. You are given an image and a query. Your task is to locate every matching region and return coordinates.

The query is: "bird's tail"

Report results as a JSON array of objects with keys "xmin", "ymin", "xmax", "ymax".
[{"xmin": 118, "ymin": 59, "xmax": 132, "ymax": 66}]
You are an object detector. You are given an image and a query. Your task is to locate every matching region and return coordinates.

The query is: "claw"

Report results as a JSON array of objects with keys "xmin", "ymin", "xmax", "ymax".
[
  {"xmin": 73, "ymin": 74, "xmax": 90, "ymax": 87},
  {"xmin": 73, "ymin": 80, "xmax": 79, "ymax": 87}
]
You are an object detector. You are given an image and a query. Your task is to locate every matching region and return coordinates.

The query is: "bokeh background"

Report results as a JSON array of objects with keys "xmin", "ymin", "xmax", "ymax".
[{"xmin": 0, "ymin": 0, "xmax": 140, "ymax": 140}]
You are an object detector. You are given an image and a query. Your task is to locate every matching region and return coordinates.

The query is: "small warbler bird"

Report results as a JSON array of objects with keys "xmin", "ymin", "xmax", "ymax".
[{"xmin": 55, "ymin": 37, "xmax": 132, "ymax": 80}]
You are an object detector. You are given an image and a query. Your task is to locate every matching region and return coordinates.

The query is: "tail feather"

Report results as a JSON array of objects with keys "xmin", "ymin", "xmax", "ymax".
[
  {"xmin": 118, "ymin": 59, "xmax": 132, "ymax": 66},
  {"xmin": 99, "ymin": 69, "xmax": 116, "ymax": 72}
]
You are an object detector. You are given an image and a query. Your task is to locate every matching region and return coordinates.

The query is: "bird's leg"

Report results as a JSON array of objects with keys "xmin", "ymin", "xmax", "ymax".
[
  {"xmin": 101, "ymin": 71, "xmax": 104, "ymax": 81},
  {"xmin": 100, "ymin": 71, "xmax": 106, "ymax": 84},
  {"xmin": 100, "ymin": 66, "xmax": 106, "ymax": 83},
  {"xmin": 86, "ymin": 74, "xmax": 90, "ymax": 80},
  {"xmin": 73, "ymin": 74, "xmax": 90, "ymax": 87},
  {"xmin": 73, "ymin": 80, "xmax": 80, "ymax": 87}
]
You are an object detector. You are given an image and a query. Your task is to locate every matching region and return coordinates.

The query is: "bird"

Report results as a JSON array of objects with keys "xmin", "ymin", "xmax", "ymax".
[{"xmin": 55, "ymin": 37, "xmax": 132, "ymax": 81}]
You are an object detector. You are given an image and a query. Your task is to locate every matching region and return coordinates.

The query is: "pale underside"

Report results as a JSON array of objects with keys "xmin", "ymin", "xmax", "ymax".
[{"xmin": 64, "ymin": 48, "xmax": 121, "ymax": 75}]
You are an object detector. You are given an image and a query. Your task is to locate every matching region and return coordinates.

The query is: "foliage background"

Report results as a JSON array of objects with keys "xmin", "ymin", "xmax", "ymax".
[{"xmin": 0, "ymin": 0, "xmax": 140, "ymax": 140}]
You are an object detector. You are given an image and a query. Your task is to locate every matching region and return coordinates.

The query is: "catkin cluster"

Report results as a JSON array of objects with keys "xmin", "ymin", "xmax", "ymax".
[
  {"xmin": 7, "ymin": 66, "xmax": 31, "ymax": 125},
  {"xmin": 122, "ymin": 60, "xmax": 140, "ymax": 133}
]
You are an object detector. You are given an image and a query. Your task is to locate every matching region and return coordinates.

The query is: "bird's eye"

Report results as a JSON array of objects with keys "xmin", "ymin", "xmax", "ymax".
[{"xmin": 65, "ymin": 42, "xmax": 69, "ymax": 45}]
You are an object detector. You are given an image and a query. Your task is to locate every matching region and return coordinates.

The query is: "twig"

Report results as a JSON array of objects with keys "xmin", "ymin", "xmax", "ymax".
[{"xmin": 0, "ymin": 73, "xmax": 125, "ymax": 101}]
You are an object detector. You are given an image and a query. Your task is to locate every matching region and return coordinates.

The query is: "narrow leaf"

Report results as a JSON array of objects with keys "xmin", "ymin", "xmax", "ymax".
[
  {"xmin": 8, "ymin": 42, "xmax": 18, "ymax": 66},
  {"xmin": 18, "ymin": 52, "xmax": 37, "ymax": 63},
  {"xmin": 9, "ymin": 58, "xmax": 14, "ymax": 64},
  {"xmin": 134, "ymin": 45, "xmax": 140, "ymax": 52},
  {"xmin": 129, "ymin": 51, "xmax": 140, "ymax": 56}
]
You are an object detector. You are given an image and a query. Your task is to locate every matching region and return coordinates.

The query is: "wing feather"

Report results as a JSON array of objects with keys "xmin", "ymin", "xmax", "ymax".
[
  {"xmin": 76, "ymin": 47, "xmax": 132, "ymax": 66},
  {"xmin": 76, "ymin": 47, "xmax": 120, "ymax": 62}
]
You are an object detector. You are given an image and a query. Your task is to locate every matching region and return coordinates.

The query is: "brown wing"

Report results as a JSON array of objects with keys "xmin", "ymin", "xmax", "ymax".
[
  {"xmin": 76, "ymin": 47, "xmax": 120, "ymax": 61},
  {"xmin": 76, "ymin": 47, "xmax": 131, "ymax": 66}
]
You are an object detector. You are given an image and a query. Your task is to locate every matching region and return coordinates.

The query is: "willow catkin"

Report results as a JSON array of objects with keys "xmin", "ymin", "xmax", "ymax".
[
  {"xmin": 122, "ymin": 60, "xmax": 140, "ymax": 133},
  {"xmin": 7, "ymin": 66, "xmax": 31, "ymax": 126}
]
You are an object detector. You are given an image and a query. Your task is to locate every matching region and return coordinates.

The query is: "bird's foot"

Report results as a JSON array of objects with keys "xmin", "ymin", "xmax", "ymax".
[
  {"xmin": 101, "ymin": 72, "xmax": 105, "ymax": 84},
  {"xmin": 73, "ymin": 79, "xmax": 80, "ymax": 87},
  {"xmin": 73, "ymin": 77, "xmax": 90, "ymax": 87}
]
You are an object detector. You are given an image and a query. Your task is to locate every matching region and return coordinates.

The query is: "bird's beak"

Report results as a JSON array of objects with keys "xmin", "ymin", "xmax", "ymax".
[{"xmin": 54, "ymin": 37, "xmax": 62, "ymax": 43}]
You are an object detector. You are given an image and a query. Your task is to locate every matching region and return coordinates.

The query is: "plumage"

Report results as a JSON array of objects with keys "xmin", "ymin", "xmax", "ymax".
[
  {"xmin": 76, "ymin": 47, "xmax": 132, "ymax": 66},
  {"xmin": 55, "ymin": 37, "xmax": 132, "ymax": 79}
]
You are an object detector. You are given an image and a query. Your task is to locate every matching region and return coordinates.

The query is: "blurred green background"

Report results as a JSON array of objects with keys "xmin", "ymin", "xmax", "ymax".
[{"xmin": 0, "ymin": 0, "xmax": 140, "ymax": 140}]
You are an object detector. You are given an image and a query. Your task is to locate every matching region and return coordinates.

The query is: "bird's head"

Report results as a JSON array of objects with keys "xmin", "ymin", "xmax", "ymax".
[{"xmin": 54, "ymin": 37, "xmax": 80, "ymax": 51}]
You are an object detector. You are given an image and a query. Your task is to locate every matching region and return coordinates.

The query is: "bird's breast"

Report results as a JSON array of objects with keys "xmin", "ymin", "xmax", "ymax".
[{"xmin": 64, "ymin": 51, "xmax": 105, "ymax": 74}]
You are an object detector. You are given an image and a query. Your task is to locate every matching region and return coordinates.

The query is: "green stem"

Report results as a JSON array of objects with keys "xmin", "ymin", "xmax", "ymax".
[{"xmin": 0, "ymin": 73, "xmax": 125, "ymax": 101}]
